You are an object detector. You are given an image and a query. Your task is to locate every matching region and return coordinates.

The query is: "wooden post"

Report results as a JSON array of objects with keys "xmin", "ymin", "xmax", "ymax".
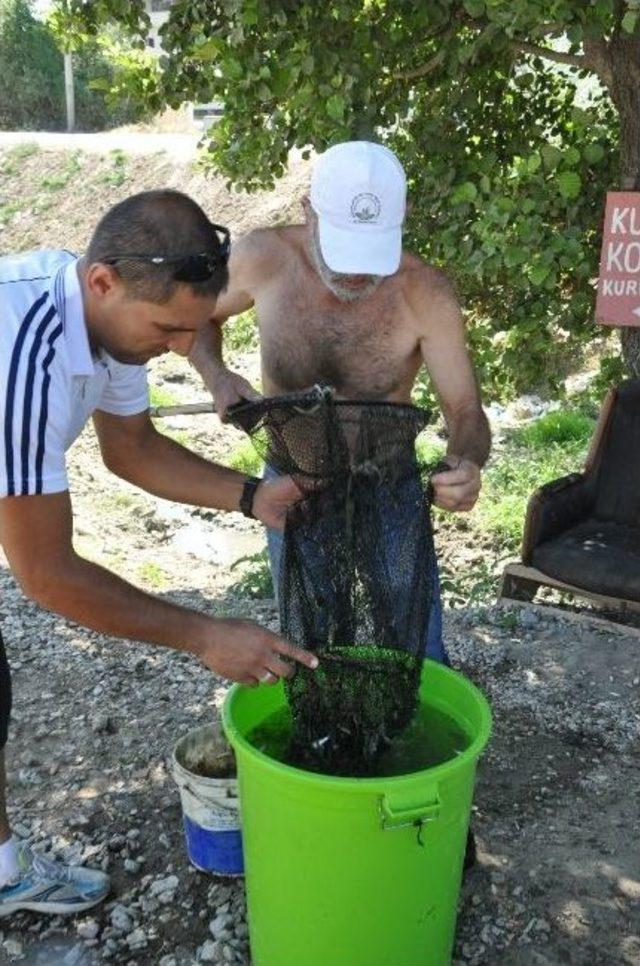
[{"xmin": 64, "ymin": 51, "xmax": 75, "ymax": 133}]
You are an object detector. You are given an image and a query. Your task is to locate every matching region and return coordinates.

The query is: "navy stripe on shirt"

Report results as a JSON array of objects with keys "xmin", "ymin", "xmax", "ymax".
[
  {"xmin": 34, "ymin": 322, "xmax": 64, "ymax": 495},
  {"xmin": 19, "ymin": 305, "xmax": 57, "ymax": 495},
  {"xmin": 3, "ymin": 292, "xmax": 49, "ymax": 496}
]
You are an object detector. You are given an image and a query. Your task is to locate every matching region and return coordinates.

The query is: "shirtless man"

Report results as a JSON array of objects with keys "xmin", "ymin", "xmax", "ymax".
[{"xmin": 191, "ymin": 140, "xmax": 491, "ymax": 661}]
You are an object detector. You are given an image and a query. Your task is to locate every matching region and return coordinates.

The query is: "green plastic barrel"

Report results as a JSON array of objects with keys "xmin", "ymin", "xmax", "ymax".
[{"xmin": 223, "ymin": 659, "xmax": 491, "ymax": 966}]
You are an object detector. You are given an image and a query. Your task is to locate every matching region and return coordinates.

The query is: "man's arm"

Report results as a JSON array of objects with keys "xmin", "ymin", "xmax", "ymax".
[
  {"xmin": 413, "ymin": 267, "xmax": 491, "ymax": 511},
  {"xmin": 190, "ymin": 231, "xmax": 265, "ymax": 420},
  {"xmin": 0, "ymin": 492, "xmax": 317, "ymax": 685},
  {"xmin": 92, "ymin": 409, "xmax": 302, "ymax": 531}
]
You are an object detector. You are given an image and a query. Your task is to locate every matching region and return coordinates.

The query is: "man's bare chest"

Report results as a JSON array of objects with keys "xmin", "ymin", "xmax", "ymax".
[{"xmin": 257, "ymin": 286, "xmax": 420, "ymax": 398}]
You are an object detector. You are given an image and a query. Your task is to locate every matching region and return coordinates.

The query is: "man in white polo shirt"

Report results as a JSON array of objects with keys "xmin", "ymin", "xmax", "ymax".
[{"xmin": 0, "ymin": 189, "xmax": 317, "ymax": 916}]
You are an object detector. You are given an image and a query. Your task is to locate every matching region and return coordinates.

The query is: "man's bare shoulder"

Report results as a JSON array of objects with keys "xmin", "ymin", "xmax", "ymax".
[
  {"xmin": 235, "ymin": 225, "xmax": 305, "ymax": 266},
  {"xmin": 399, "ymin": 252, "xmax": 462, "ymax": 333},
  {"xmin": 399, "ymin": 251, "xmax": 458, "ymax": 302}
]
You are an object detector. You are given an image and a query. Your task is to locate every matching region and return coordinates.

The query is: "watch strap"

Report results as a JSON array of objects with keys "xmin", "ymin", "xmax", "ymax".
[{"xmin": 240, "ymin": 476, "xmax": 261, "ymax": 519}]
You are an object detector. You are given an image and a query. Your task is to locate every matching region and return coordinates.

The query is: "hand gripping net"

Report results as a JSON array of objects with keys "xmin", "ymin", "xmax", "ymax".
[{"xmin": 230, "ymin": 387, "xmax": 438, "ymax": 776}]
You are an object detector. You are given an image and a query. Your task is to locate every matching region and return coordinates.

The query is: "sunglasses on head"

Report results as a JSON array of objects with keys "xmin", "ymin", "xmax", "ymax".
[{"xmin": 103, "ymin": 222, "xmax": 230, "ymax": 282}]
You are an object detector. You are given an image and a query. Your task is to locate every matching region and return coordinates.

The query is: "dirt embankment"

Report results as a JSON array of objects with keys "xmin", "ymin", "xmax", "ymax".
[{"xmin": 0, "ymin": 136, "xmax": 311, "ymax": 255}]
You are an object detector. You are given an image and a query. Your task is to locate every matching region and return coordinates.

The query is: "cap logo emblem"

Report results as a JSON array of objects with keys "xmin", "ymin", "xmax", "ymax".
[{"xmin": 351, "ymin": 193, "xmax": 381, "ymax": 223}]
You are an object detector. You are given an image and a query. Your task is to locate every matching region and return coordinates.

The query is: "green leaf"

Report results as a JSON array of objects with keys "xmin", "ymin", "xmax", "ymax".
[
  {"xmin": 556, "ymin": 171, "xmax": 582, "ymax": 200},
  {"xmin": 451, "ymin": 182, "xmax": 478, "ymax": 204},
  {"xmin": 463, "ymin": 0, "xmax": 485, "ymax": 15},
  {"xmin": 622, "ymin": 11, "xmax": 639, "ymax": 33},
  {"xmin": 563, "ymin": 146, "xmax": 580, "ymax": 166},
  {"xmin": 541, "ymin": 145, "xmax": 562, "ymax": 170},
  {"xmin": 224, "ymin": 58, "xmax": 244, "ymax": 80},
  {"xmin": 583, "ymin": 143, "xmax": 604, "ymax": 164},
  {"xmin": 191, "ymin": 38, "xmax": 223, "ymax": 61},
  {"xmin": 326, "ymin": 94, "xmax": 346, "ymax": 121},
  {"xmin": 528, "ymin": 264, "xmax": 550, "ymax": 285},
  {"xmin": 504, "ymin": 247, "xmax": 527, "ymax": 268},
  {"xmin": 88, "ymin": 77, "xmax": 112, "ymax": 92}
]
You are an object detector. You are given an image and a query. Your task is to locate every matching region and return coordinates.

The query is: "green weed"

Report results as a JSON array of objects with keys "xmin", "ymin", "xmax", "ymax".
[
  {"xmin": 512, "ymin": 409, "xmax": 594, "ymax": 448},
  {"xmin": 230, "ymin": 549, "xmax": 273, "ymax": 599},
  {"xmin": 227, "ymin": 437, "xmax": 264, "ymax": 476},
  {"xmin": 0, "ymin": 142, "xmax": 40, "ymax": 176},
  {"xmin": 149, "ymin": 384, "xmax": 180, "ymax": 409},
  {"xmin": 226, "ymin": 309, "xmax": 258, "ymax": 354},
  {"xmin": 0, "ymin": 200, "xmax": 22, "ymax": 225},
  {"xmin": 435, "ymin": 408, "xmax": 593, "ymax": 606},
  {"xmin": 416, "ymin": 435, "xmax": 445, "ymax": 472},
  {"xmin": 99, "ymin": 149, "xmax": 127, "ymax": 187},
  {"xmin": 138, "ymin": 561, "xmax": 168, "ymax": 589},
  {"xmin": 40, "ymin": 153, "xmax": 82, "ymax": 191}
]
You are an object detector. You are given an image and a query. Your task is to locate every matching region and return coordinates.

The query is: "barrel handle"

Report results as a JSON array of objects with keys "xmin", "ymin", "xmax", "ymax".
[{"xmin": 379, "ymin": 793, "xmax": 441, "ymax": 830}]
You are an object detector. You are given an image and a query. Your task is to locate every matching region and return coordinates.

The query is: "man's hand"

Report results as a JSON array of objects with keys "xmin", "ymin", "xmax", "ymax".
[
  {"xmin": 252, "ymin": 475, "xmax": 304, "ymax": 530},
  {"xmin": 214, "ymin": 370, "xmax": 260, "ymax": 422},
  {"xmin": 431, "ymin": 458, "xmax": 481, "ymax": 512},
  {"xmin": 197, "ymin": 618, "xmax": 318, "ymax": 686}
]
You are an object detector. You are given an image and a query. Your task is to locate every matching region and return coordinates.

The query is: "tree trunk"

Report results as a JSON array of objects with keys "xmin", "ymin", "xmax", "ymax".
[
  {"xmin": 64, "ymin": 52, "xmax": 75, "ymax": 133},
  {"xmin": 608, "ymin": 31, "xmax": 640, "ymax": 376}
]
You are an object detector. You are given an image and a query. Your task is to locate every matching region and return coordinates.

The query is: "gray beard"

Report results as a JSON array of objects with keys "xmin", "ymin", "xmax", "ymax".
[{"xmin": 310, "ymin": 232, "xmax": 383, "ymax": 303}]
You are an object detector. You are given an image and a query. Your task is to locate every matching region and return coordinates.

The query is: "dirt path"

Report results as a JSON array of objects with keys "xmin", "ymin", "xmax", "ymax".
[{"xmin": 0, "ymin": 131, "xmax": 199, "ymax": 163}]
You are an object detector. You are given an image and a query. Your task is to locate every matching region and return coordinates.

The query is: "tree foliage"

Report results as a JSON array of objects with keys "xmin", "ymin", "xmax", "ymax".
[
  {"xmin": 60, "ymin": 0, "xmax": 640, "ymax": 397},
  {"xmin": 0, "ymin": 0, "xmax": 152, "ymax": 131}
]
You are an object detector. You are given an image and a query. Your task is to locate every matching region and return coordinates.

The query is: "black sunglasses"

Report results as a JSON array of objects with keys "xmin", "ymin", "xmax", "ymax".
[{"xmin": 103, "ymin": 222, "xmax": 230, "ymax": 282}]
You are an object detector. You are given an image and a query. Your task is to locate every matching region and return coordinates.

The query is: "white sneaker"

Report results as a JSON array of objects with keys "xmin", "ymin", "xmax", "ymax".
[{"xmin": 0, "ymin": 841, "xmax": 110, "ymax": 916}]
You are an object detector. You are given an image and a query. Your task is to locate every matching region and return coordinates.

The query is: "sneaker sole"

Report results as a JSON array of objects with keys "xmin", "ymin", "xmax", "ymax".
[{"xmin": 0, "ymin": 891, "xmax": 108, "ymax": 917}]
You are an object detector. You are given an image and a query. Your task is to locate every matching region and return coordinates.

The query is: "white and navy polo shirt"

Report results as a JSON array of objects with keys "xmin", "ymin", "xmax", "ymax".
[{"xmin": 0, "ymin": 250, "xmax": 149, "ymax": 498}]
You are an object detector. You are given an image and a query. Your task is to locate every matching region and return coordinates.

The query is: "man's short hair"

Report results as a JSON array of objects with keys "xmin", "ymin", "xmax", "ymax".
[{"xmin": 86, "ymin": 189, "xmax": 229, "ymax": 303}]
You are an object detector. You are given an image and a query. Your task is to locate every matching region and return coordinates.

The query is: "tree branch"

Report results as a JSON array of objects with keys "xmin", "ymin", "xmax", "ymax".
[
  {"xmin": 532, "ymin": 22, "xmax": 567, "ymax": 38},
  {"xmin": 511, "ymin": 40, "xmax": 590, "ymax": 70},
  {"xmin": 394, "ymin": 47, "xmax": 447, "ymax": 81}
]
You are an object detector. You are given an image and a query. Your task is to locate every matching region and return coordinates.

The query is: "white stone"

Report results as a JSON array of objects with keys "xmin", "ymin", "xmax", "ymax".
[
  {"xmin": 77, "ymin": 918, "xmax": 100, "ymax": 941},
  {"xmin": 198, "ymin": 939, "xmax": 220, "ymax": 962}
]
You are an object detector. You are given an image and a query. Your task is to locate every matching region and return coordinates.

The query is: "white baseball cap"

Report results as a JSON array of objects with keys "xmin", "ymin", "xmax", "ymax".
[{"xmin": 310, "ymin": 141, "xmax": 406, "ymax": 277}]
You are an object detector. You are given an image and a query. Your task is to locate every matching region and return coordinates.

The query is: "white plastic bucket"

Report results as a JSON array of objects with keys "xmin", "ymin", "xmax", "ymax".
[{"xmin": 171, "ymin": 722, "xmax": 244, "ymax": 876}]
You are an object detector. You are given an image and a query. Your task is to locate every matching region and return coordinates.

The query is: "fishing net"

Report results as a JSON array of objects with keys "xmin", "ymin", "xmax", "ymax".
[{"xmin": 229, "ymin": 386, "xmax": 439, "ymax": 776}]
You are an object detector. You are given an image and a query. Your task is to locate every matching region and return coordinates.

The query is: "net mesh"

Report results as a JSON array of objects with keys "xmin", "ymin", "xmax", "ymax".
[{"xmin": 230, "ymin": 387, "xmax": 439, "ymax": 776}]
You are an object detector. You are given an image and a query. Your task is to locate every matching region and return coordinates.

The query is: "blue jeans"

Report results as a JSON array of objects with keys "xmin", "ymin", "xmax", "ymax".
[{"xmin": 264, "ymin": 465, "xmax": 447, "ymax": 662}]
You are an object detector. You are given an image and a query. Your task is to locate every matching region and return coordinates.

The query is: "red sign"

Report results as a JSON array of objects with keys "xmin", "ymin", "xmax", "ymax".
[{"xmin": 595, "ymin": 191, "xmax": 640, "ymax": 326}]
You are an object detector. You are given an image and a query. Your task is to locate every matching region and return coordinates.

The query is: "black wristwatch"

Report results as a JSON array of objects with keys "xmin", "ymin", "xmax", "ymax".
[{"xmin": 240, "ymin": 476, "xmax": 261, "ymax": 519}]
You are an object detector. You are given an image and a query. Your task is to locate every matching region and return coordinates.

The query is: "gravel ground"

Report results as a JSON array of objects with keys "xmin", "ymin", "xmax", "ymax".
[{"xmin": 1, "ymin": 363, "xmax": 639, "ymax": 965}]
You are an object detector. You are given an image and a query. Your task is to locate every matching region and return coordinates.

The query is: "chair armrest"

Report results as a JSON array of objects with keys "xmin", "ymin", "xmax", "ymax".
[{"xmin": 522, "ymin": 473, "xmax": 595, "ymax": 564}]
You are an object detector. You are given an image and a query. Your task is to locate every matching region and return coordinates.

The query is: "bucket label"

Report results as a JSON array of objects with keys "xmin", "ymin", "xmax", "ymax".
[{"xmin": 180, "ymin": 786, "xmax": 240, "ymax": 832}]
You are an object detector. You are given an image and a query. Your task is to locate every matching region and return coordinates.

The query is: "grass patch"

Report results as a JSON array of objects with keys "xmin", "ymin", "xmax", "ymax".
[
  {"xmin": 227, "ymin": 437, "xmax": 264, "ymax": 476},
  {"xmin": 435, "ymin": 407, "xmax": 595, "ymax": 606},
  {"xmin": 512, "ymin": 409, "xmax": 594, "ymax": 448},
  {"xmin": 99, "ymin": 149, "xmax": 127, "ymax": 187},
  {"xmin": 473, "ymin": 435, "xmax": 590, "ymax": 546},
  {"xmin": 40, "ymin": 152, "xmax": 82, "ymax": 192},
  {"xmin": 226, "ymin": 309, "xmax": 258, "ymax": 354},
  {"xmin": 137, "ymin": 561, "xmax": 168, "ymax": 589},
  {"xmin": 0, "ymin": 200, "xmax": 23, "ymax": 226},
  {"xmin": 416, "ymin": 435, "xmax": 445, "ymax": 471},
  {"xmin": 230, "ymin": 549, "xmax": 273, "ymax": 599},
  {"xmin": 149, "ymin": 384, "xmax": 181, "ymax": 409},
  {"xmin": 0, "ymin": 142, "xmax": 40, "ymax": 176}
]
